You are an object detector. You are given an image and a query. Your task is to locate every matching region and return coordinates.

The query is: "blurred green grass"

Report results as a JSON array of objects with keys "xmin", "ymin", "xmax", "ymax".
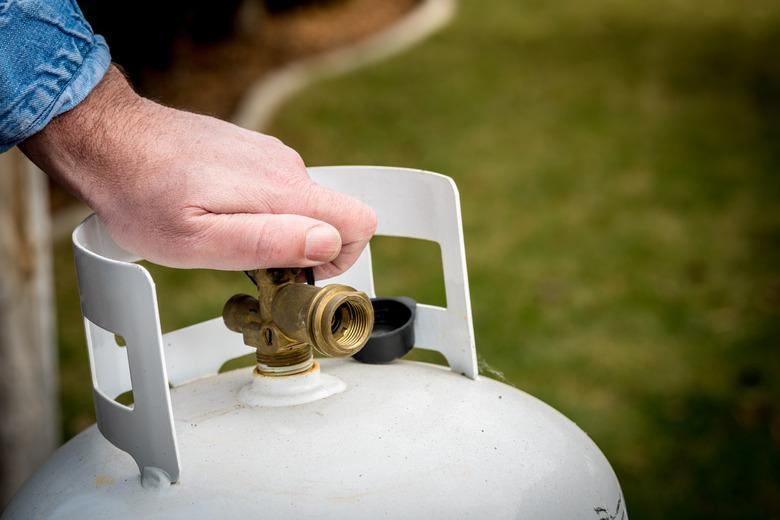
[{"xmin": 53, "ymin": 0, "xmax": 780, "ymax": 518}]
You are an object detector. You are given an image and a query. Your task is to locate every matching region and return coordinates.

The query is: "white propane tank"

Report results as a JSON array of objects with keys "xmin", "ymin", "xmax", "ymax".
[{"xmin": 4, "ymin": 167, "xmax": 626, "ymax": 519}]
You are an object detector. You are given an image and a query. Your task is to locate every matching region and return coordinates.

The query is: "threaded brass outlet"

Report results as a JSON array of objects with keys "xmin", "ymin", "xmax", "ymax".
[{"xmin": 223, "ymin": 268, "xmax": 374, "ymax": 376}]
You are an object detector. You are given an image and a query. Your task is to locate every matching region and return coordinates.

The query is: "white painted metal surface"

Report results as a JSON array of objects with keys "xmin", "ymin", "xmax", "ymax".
[
  {"xmin": 239, "ymin": 361, "xmax": 346, "ymax": 407},
  {"xmin": 5, "ymin": 166, "xmax": 626, "ymax": 519},
  {"xmin": 72, "ymin": 219, "xmax": 182, "ymax": 484},
  {"xmin": 5, "ymin": 359, "xmax": 625, "ymax": 519}
]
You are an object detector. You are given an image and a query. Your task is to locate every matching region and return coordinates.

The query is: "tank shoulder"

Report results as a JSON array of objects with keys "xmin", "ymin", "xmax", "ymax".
[{"xmin": 5, "ymin": 360, "xmax": 625, "ymax": 519}]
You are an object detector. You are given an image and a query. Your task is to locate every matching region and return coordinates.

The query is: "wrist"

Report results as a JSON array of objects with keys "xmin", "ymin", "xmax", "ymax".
[{"xmin": 19, "ymin": 65, "xmax": 154, "ymax": 212}]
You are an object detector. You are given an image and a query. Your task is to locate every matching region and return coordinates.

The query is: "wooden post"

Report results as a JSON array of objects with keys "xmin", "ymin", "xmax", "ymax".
[{"xmin": 0, "ymin": 149, "xmax": 58, "ymax": 506}]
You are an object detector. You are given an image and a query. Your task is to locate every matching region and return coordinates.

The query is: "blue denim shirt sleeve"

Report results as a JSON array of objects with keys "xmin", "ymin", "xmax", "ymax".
[{"xmin": 0, "ymin": 0, "xmax": 111, "ymax": 152}]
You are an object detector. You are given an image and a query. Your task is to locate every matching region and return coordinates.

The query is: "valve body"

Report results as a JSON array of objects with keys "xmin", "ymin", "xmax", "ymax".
[{"xmin": 223, "ymin": 268, "xmax": 374, "ymax": 375}]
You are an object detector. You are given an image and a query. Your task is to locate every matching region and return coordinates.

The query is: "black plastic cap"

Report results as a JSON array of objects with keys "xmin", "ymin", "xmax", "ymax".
[{"xmin": 353, "ymin": 297, "xmax": 416, "ymax": 364}]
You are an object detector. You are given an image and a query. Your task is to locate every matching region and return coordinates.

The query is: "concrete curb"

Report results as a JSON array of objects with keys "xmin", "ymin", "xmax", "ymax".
[{"xmin": 232, "ymin": 0, "xmax": 455, "ymax": 131}]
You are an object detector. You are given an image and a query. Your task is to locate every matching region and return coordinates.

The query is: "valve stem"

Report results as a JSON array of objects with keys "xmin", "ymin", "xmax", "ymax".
[{"xmin": 223, "ymin": 268, "xmax": 374, "ymax": 376}]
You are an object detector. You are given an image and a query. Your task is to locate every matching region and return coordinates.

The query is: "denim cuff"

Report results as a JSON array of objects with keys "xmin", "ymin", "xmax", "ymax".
[{"xmin": 0, "ymin": 0, "xmax": 112, "ymax": 152}]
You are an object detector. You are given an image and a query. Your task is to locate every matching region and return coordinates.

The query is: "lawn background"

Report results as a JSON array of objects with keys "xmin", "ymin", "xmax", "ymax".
[{"xmin": 54, "ymin": 1, "xmax": 780, "ymax": 518}]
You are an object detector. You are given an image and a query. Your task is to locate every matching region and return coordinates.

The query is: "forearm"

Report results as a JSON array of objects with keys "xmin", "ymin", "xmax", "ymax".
[{"xmin": 19, "ymin": 66, "xmax": 154, "ymax": 214}]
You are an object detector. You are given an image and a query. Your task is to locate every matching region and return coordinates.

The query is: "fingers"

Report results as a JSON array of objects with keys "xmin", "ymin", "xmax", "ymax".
[
  {"xmin": 119, "ymin": 180, "xmax": 376, "ymax": 275},
  {"xmin": 311, "ymin": 237, "xmax": 369, "ymax": 280},
  {"xmin": 188, "ymin": 134, "xmax": 376, "ymax": 276},
  {"xmin": 173, "ymin": 213, "xmax": 344, "ymax": 270},
  {"xmin": 281, "ymin": 183, "xmax": 377, "ymax": 278}
]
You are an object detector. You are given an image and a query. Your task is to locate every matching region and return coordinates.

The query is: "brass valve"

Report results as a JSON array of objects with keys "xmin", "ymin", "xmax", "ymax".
[{"xmin": 223, "ymin": 268, "xmax": 374, "ymax": 376}]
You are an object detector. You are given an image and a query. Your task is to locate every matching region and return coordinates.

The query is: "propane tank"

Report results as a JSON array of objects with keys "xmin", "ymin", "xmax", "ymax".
[{"xmin": 4, "ymin": 166, "xmax": 626, "ymax": 519}]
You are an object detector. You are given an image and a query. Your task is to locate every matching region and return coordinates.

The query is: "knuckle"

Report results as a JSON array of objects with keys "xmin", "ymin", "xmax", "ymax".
[
  {"xmin": 259, "ymin": 133, "xmax": 283, "ymax": 146},
  {"xmin": 252, "ymin": 224, "xmax": 279, "ymax": 266},
  {"xmin": 175, "ymin": 214, "xmax": 215, "ymax": 255},
  {"xmin": 362, "ymin": 206, "xmax": 378, "ymax": 237},
  {"xmin": 260, "ymin": 144, "xmax": 310, "ymax": 192},
  {"xmin": 252, "ymin": 220, "xmax": 297, "ymax": 267},
  {"xmin": 347, "ymin": 204, "xmax": 377, "ymax": 241},
  {"xmin": 272, "ymin": 142, "xmax": 306, "ymax": 171},
  {"xmin": 287, "ymin": 148, "xmax": 306, "ymax": 168}
]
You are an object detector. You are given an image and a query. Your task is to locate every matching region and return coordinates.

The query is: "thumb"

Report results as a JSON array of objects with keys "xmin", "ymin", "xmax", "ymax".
[{"xmin": 181, "ymin": 212, "xmax": 342, "ymax": 270}]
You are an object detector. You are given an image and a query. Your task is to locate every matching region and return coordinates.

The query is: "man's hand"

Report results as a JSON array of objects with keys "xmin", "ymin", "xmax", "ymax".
[{"xmin": 20, "ymin": 66, "xmax": 376, "ymax": 279}]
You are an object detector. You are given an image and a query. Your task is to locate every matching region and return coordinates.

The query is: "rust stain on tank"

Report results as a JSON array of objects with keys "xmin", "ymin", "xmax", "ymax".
[{"xmin": 94, "ymin": 474, "xmax": 115, "ymax": 487}]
